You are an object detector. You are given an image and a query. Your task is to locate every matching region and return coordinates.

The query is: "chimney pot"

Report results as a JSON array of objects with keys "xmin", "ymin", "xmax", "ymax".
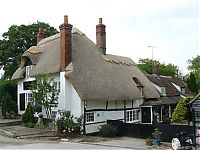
[
  {"xmin": 99, "ymin": 18, "xmax": 102, "ymax": 24},
  {"xmin": 64, "ymin": 15, "xmax": 68, "ymax": 24},
  {"xmin": 37, "ymin": 27, "xmax": 46, "ymax": 43}
]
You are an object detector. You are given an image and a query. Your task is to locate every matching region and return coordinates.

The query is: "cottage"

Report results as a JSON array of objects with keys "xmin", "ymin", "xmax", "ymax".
[
  {"xmin": 12, "ymin": 16, "xmax": 159, "ymax": 134},
  {"xmin": 143, "ymin": 74, "xmax": 193, "ymax": 124}
]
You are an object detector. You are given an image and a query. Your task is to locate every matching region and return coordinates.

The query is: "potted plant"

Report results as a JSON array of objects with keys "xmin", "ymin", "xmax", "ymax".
[
  {"xmin": 145, "ymin": 137, "xmax": 153, "ymax": 146},
  {"xmin": 152, "ymin": 128, "xmax": 162, "ymax": 146}
]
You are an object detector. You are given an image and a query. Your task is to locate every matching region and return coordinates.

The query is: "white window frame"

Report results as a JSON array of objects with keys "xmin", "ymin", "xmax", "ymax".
[
  {"xmin": 181, "ymin": 88, "xmax": 186, "ymax": 94},
  {"xmin": 53, "ymin": 81, "xmax": 60, "ymax": 91},
  {"xmin": 25, "ymin": 65, "xmax": 33, "ymax": 78},
  {"xmin": 126, "ymin": 109, "xmax": 140, "ymax": 123},
  {"xmin": 160, "ymin": 87, "xmax": 166, "ymax": 95},
  {"xmin": 86, "ymin": 112, "xmax": 94, "ymax": 123},
  {"xmin": 25, "ymin": 93, "xmax": 33, "ymax": 102},
  {"xmin": 51, "ymin": 110, "xmax": 57, "ymax": 120}
]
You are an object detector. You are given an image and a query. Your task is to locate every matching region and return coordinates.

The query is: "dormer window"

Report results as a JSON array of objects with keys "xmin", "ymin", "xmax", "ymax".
[
  {"xmin": 133, "ymin": 77, "xmax": 144, "ymax": 96},
  {"xmin": 181, "ymin": 87, "xmax": 185, "ymax": 94},
  {"xmin": 25, "ymin": 65, "xmax": 33, "ymax": 78},
  {"xmin": 24, "ymin": 58, "xmax": 33, "ymax": 78},
  {"xmin": 161, "ymin": 87, "xmax": 166, "ymax": 95}
]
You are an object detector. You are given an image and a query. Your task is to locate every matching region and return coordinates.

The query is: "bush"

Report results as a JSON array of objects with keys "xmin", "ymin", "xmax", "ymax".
[
  {"xmin": 35, "ymin": 122, "xmax": 46, "ymax": 129},
  {"xmin": 98, "ymin": 124, "xmax": 118, "ymax": 137},
  {"xmin": 0, "ymin": 80, "xmax": 17, "ymax": 104},
  {"xmin": 171, "ymin": 98, "xmax": 190, "ymax": 124},
  {"xmin": 56, "ymin": 110, "xmax": 83, "ymax": 134},
  {"xmin": 2, "ymin": 94, "xmax": 18, "ymax": 118},
  {"xmin": 22, "ymin": 103, "xmax": 35, "ymax": 124},
  {"xmin": 24, "ymin": 122, "xmax": 35, "ymax": 128}
]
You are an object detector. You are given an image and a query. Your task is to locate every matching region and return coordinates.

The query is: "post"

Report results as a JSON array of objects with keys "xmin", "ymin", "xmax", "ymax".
[
  {"xmin": 150, "ymin": 106, "xmax": 153, "ymax": 124},
  {"xmin": 83, "ymin": 100, "xmax": 86, "ymax": 135},
  {"xmin": 124, "ymin": 100, "xmax": 127, "ymax": 123}
]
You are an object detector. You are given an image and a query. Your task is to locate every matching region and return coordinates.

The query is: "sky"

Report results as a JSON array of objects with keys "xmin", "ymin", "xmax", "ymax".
[{"xmin": 0, "ymin": 0, "xmax": 199, "ymax": 76}]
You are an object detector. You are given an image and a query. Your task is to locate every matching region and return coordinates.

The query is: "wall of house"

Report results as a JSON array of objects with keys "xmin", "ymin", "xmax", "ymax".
[
  {"xmin": 85, "ymin": 99, "xmax": 143, "ymax": 134},
  {"xmin": 17, "ymin": 72, "xmax": 82, "ymax": 119},
  {"xmin": 58, "ymin": 72, "xmax": 82, "ymax": 118}
]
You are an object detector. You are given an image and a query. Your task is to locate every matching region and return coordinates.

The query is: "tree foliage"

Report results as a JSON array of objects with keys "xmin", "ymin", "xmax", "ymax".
[
  {"xmin": 137, "ymin": 58, "xmax": 179, "ymax": 76},
  {"xmin": 2, "ymin": 94, "xmax": 17, "ymax": 118},
  {"xmin": 187, "ymin": 55, "xmax": 200, "ymax": 92},
  {"xmin": 187, "ymin": 72, "xmax": 198, "ymax": 94},
  {"xmin": 171, "ymin": 98, "xmax": 190, "ymax": 124},
  {"xmin": 0, "ymin": 80, "xmax": 17, "ymax": 104},
  {"xmin": 31, "ymin": 74, "xmax": 60, "ymax": 119},
  {"xmin": 22, "ymin": 103, "xmax": 35, "ymax": 124},
  {"xmin": 188, "ymin": 55, "xmax": 200, "ymax": 72},
  {"xmin": 0, "ymin": 22, "xmax": 58, "ymax": 79}
]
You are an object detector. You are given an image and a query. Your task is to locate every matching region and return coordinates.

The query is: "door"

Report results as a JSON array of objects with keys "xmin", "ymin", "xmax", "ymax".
[
  {"xmin": 20, "ymin": 93, "xmax": 25, "ymax": 111},
  {"xmin": 141, "ymin": 107, "xmax": 151, "ymax": 123}
]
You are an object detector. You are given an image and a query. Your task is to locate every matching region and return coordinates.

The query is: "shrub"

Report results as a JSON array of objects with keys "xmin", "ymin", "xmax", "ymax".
[
  {"xmin": 171, "ymin": 98, "xmax": 190, "ymax": 124},
  {"xmin": 1, "ymin": 94, "xmax": 17, "ymax": 118},
  {"xmin": 0, "ymin": 80, "xmax": 17, "ymax": 104},
  {"xmin": 56, "ymin": 110, "xmax": 83, "ymax": 134},
  {"xmin": 35, "ymin": 122, "xmax": 46, "ymax": 129},
  {"xmin": 22, "ymin": 103, "xmax": 35, "ymax": 124},
  {"xmin": 98, "ymin": 124, "xmax": 118, "ymax": 137}
]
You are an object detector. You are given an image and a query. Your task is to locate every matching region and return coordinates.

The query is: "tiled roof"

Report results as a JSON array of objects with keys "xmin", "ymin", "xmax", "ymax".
[{"xmin": 146, "ymin": 74, "xmax": 193, "ymax": 97}]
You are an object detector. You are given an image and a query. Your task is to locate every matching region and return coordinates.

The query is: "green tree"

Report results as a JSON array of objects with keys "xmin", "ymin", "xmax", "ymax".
[
  {"xmin": 188, "ymin": 55, "xmax": 200, "ymax": 72},
  {"xmin": 22, "ymin": 103, "xmax": 35, "ymax": 124},
  {"xmin": 0, "ymin": 22, "xmax": 58, "ymax": 79},
  {"xmin": 187, "ymin": 72, "xmax": 198, "ymax": 94},
  {"xmin": 2, "ymin": 94, "xmax": 17, "ymax": 118},
  {"xmin": 31, "ymin": 75, "xmax": 60, "ymax": 119},
  {"xmin": 0, "ymin": 80, "xmax": 17, "ymax": 104},
  {"xmin": 171, "ymin": 98, "xmax": 191, "ymax": 124},
  {"xmin": 187, "ymin": 55, "xmax": 200, "ymax": 91},
  {"xmin": 137, "ymin": 58, "xmax": 179, "ymax": 76}
]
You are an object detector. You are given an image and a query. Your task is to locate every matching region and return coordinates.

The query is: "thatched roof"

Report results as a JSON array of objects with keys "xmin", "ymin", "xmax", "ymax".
[{"xmin": 12, "ymin": 28, "xmax": 160, "ymax": 101}]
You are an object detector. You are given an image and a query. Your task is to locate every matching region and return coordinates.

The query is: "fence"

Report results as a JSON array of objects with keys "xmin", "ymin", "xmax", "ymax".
[{"xmin": 107, "ymin": 120, "xmax": 193, "ymax": 142}]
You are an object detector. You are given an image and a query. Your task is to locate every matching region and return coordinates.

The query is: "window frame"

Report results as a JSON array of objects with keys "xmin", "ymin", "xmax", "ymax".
[
  {"xmin": 126, "ymin": 109, "xmax": 140, "ymax": 123},
  {"xmin": 25, "ymin": 65, "xmax": 33, "ymax": 78},
  {"xmin": 25, "ymin": 93, "xmax": 33, "ymax": 103},
  {"xmin": 86, "ymin": 112, "xmax": 95, "ymax": 123}
]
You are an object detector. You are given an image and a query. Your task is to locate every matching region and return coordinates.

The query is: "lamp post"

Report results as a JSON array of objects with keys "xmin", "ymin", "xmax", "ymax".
[
  {"xmin": 148, "ymin": 46, "xmax": 157, "ymax": 66},
  {"xmin": 147, "ymin": 46, "xmax": 157, "ymax": 61}
]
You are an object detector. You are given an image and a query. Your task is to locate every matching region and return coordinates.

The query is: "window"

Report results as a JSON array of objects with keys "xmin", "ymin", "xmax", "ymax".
[
  {"xmin": 86, "ymin": 112, "xmax": 94, "ymax": 123},
  {"xmin": 181, "ymin": 88, "xmax": 185, "ymax": 94},
  {"xmin": 53, "ymin": 81, "xmax": 60, "ymax": 91},
  {"xmin": 25, "ymin": 93, "xmax": 33, "ymax": 102},
  {"xmin": 25, "ymin": 65, "xmax": 33, "ymax": 78},
  {"xmin": 23, "ymin": 81, "xmax": 35, "ymax": 90},
  {"xmin": 51, "ymin": 111, "xmax": 57, "ymax": 120},
  {"xmin": 160, "ymin": 87, "xmax": 166, "ymax": 95},
  {"xmin": 132, "ymin": 77, "xmax": 143, "ymax": 96},
  {"xmin": 126, "ymin": 109, "xmax": 140, "ymax": 122}
]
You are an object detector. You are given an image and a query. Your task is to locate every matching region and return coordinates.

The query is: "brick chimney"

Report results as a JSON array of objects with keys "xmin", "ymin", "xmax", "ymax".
[
  {"xmin": 37, "ymin": 27, "xmax": 46, "ymax": 43},
  {"xmin": 96, "ymin": 18, "xmax": 106, "ymax": 54},
  {"xmin": 59, "ymin": 15, "xmax": 73, "ymax": 71}
]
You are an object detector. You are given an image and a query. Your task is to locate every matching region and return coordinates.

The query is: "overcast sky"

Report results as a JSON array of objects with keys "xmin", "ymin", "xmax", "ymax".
[{"xmin": 0, "ymin": 0, "xmax": 199, "ymax": 76}]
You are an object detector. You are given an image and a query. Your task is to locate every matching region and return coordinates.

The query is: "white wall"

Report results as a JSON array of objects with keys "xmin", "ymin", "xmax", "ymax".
[
  {"xmin": 58, "ymin": 72, "xmax": 82, "ymax": 118},
  {"xmin": 85, "ymin": 99, "xmax": 142, "ymax": 134}
]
